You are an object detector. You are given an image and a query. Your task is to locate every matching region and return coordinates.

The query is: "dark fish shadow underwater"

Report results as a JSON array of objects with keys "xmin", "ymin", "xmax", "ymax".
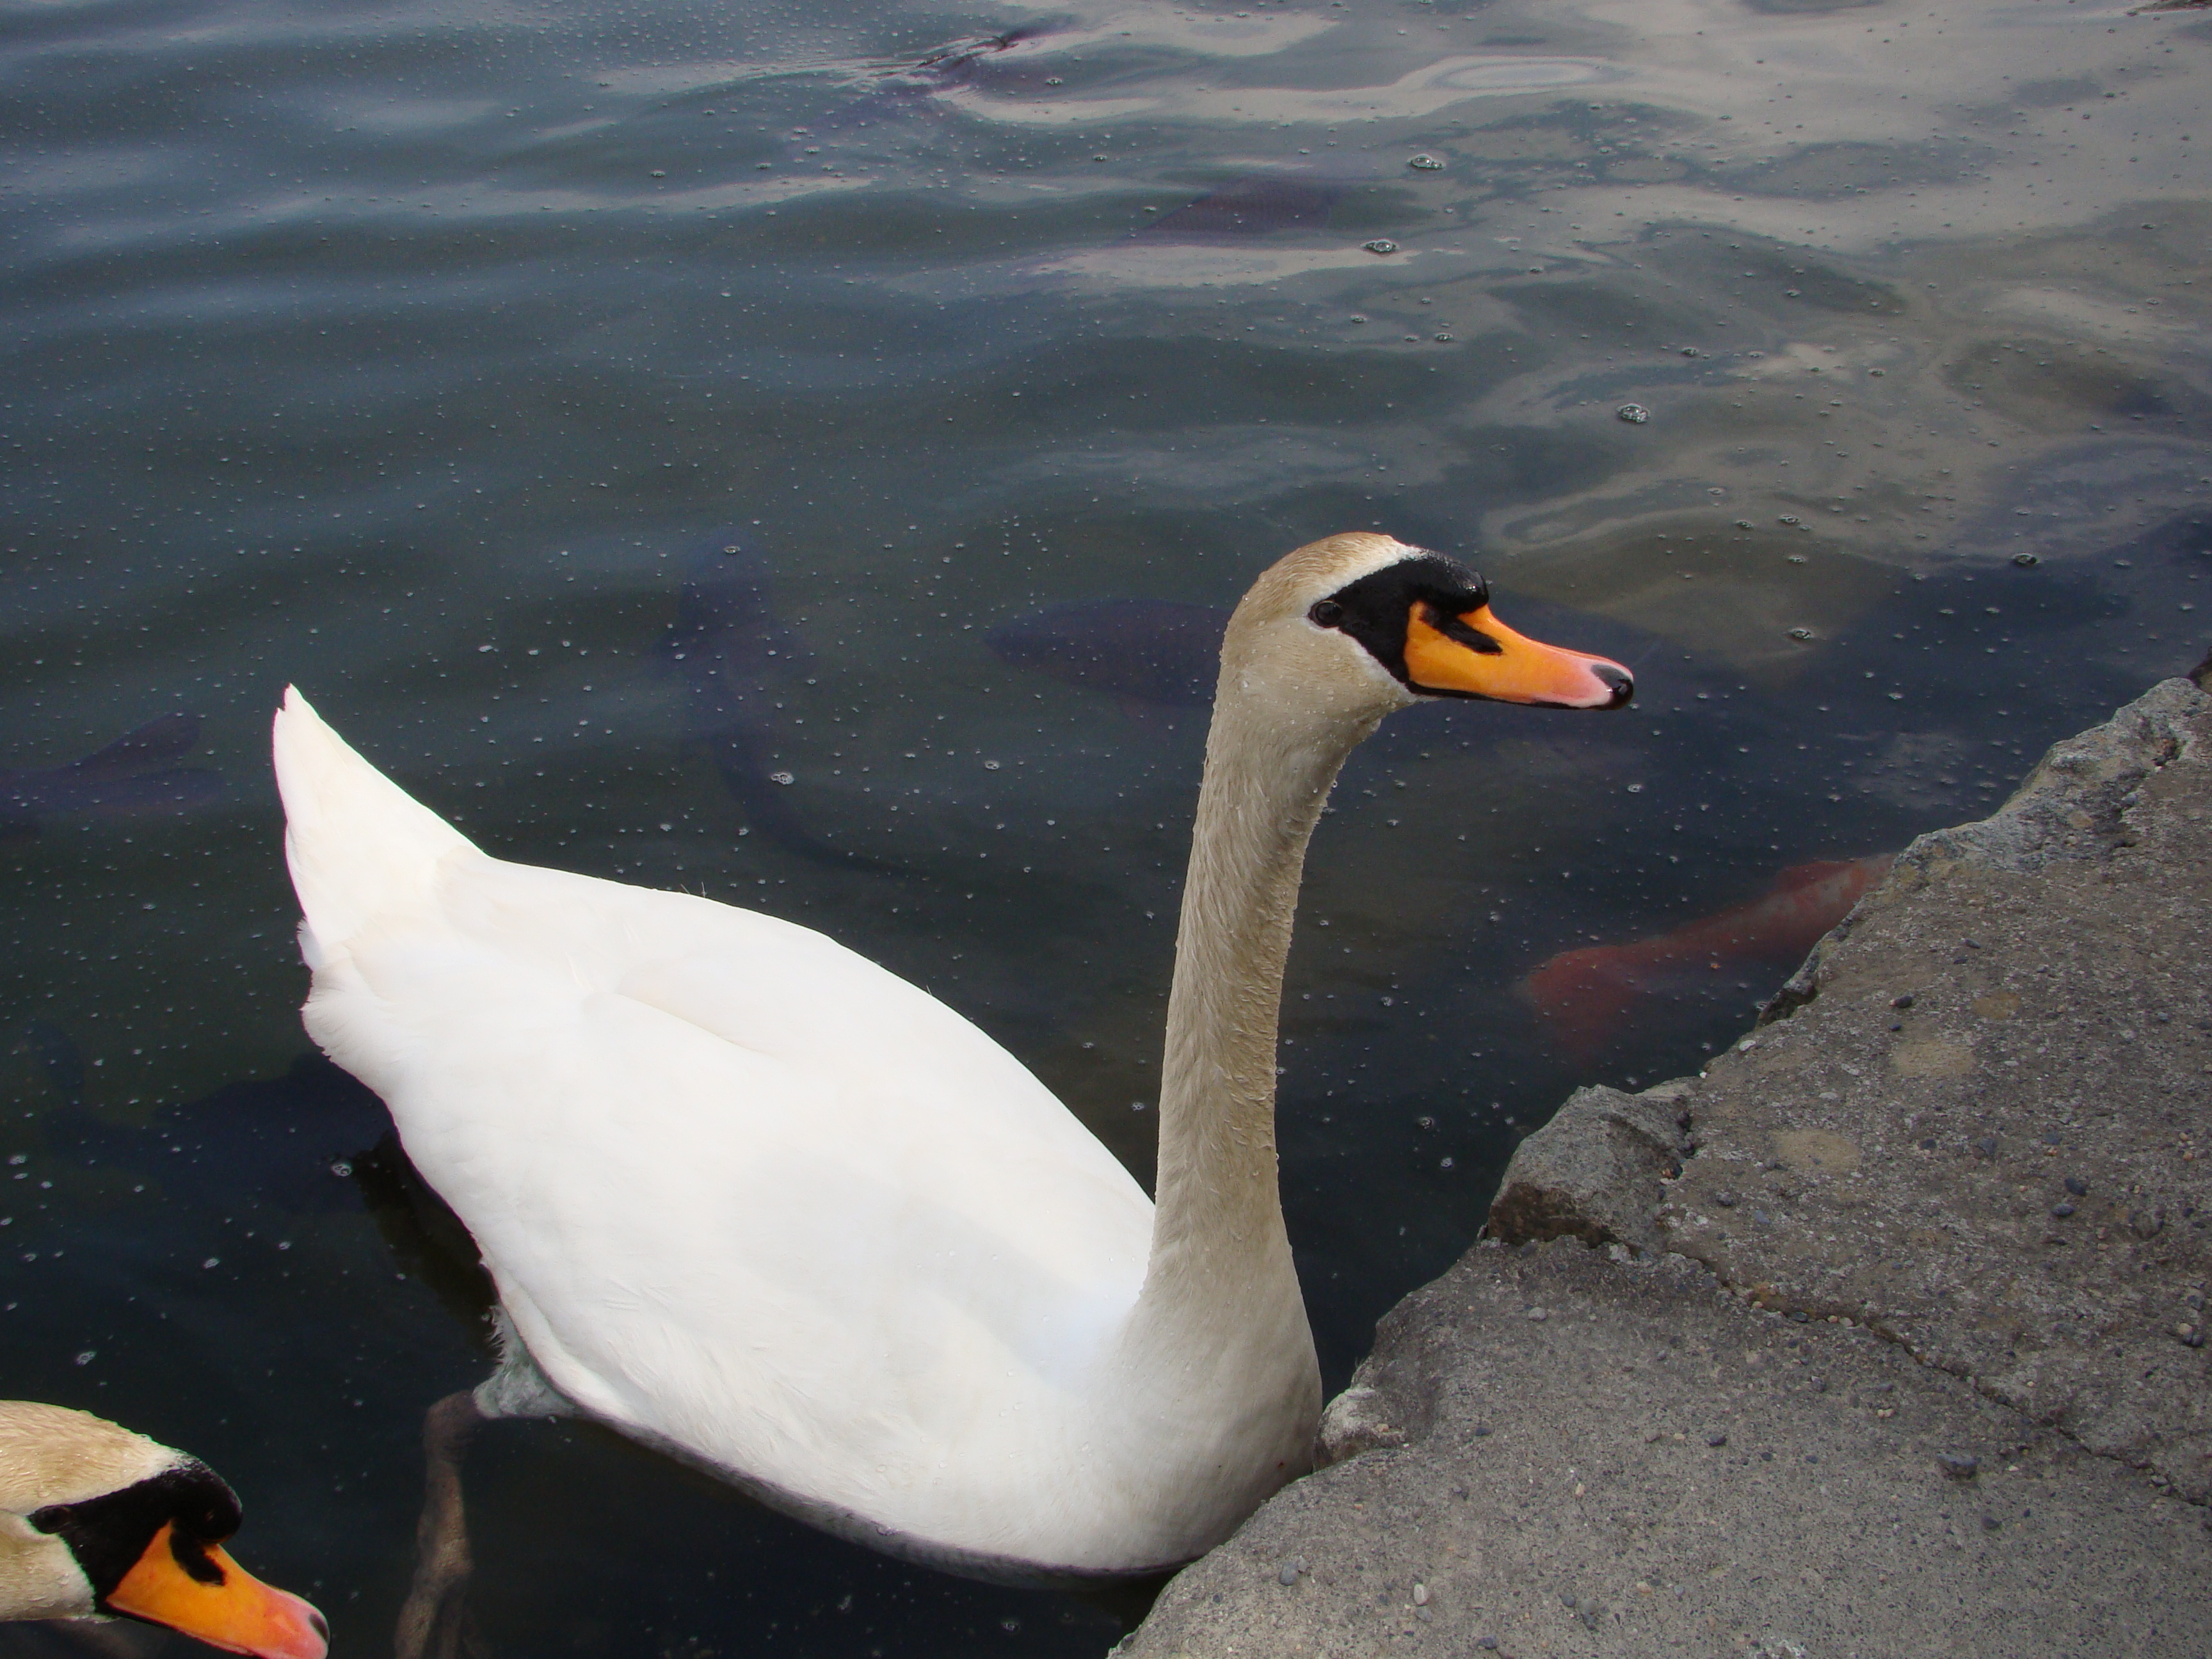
[
  {"xmin": 985, "ymin": 597, "xmax": 1227, "ymax": 726},
  {"xmin": 660, "ymin": 26, "xmax": 1052, "ymax": 140},
  {"xmin": 1140, "ymin": 175, "xmax": 1347, "ymax": 243},
  {"xmin": 658, "ymin": 533, "xmax": 906, "ymax": 874},
  {"xmin": 37, "ymin": 1051, "xmax": 388, "ymax": 1217},
  {"xmin": 0, "ymin": 713, "xmax": 223, "ymax": 840}
]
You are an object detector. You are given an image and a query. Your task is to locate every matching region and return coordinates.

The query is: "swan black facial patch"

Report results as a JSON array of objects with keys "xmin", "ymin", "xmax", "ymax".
[
  {"xmin": 1311, "ymin": 552, "xmax": 1494, "ymax": 689},
  {"xmin": 29, "ymin": 1461, "xmax": 242, "ymax": 1606}
]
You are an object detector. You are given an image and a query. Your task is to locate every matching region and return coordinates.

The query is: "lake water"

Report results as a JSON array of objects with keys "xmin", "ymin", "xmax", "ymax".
[{"xmin": 3, "ymin": 0, "xmax": 2208, "ymax": 1651}]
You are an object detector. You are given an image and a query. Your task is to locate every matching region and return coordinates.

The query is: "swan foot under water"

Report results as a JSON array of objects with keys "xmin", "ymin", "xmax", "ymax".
[
  {"xmin": 394, "ymin": 1314, "xmax": 572, "ymax": 1659},
  {"xmin": 392, "ymin": 1392, "xmax": 488, "ymax": 1659}
]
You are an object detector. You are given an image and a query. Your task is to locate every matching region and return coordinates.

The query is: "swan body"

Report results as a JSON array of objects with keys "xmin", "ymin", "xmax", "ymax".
[
  {"xmin": 0, "ymin": 1401, "xmax": 327, "ymax": 1658},
  {"xmin": 275, "ymin": 534, "xmax": 1630, "ymax": 1578}
]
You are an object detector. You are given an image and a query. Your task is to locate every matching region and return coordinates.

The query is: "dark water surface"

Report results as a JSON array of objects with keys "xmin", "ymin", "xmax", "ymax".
[{"xmin": 4, "ymin": 0, "xmax": 2208, "ymax": 1651}]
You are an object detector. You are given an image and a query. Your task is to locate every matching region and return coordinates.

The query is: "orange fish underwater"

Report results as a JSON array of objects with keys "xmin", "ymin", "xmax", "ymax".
[{"xmin": 1518, "ymin": 856, "xmax": 1894, "ymax": 1062}]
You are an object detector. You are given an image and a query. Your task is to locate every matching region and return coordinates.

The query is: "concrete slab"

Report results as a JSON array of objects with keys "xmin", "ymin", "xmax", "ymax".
[
  {"xmin": 1119, "ymin": 677, "xmax": 2212, "ymax": 1658},
  {"xmin": 1121, "ymin": 1244, "xmax": 2212, "ymax": 1658},
  {"xmin": 1658, "ymin": 677, "xmax": 2212, "ymax": 1500}
]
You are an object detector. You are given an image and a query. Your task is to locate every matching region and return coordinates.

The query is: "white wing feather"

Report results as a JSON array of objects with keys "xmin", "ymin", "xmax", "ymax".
[{"xmin": 275, "ymin": 691, "xmax": 1152, "ymax": 1556}]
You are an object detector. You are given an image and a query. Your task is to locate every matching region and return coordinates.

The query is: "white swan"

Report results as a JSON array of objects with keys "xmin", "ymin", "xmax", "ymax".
[
  {"xmin": 0, "ymin": 1400, "xmax": 327, "ymax": 1658},
  {"xmin": 273, "ymin": 533, "xmax": 1630, "ymax": 1586}
]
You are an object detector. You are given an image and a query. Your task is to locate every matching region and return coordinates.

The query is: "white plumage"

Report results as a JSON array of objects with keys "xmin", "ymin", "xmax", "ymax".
[
  {"xmin": 279, "ymin": 698, "xmax": 1178, "ymax": 1566},
  {"xmin": 273, "ymin": 533, "xmax": 1631, "ymax": 1581}
]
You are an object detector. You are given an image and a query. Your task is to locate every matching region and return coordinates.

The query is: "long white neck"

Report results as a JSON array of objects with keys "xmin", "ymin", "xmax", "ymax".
[{"xmin": 1131, "ymin": 677, "xmax": 1376, "ymax": 1345}]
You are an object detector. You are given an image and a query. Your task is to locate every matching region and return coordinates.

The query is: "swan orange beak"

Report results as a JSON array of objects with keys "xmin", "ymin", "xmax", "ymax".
[
  {"xmin": 1402, "ymin": 602, "xmax": 1632, "ymax": 709},
  {"xmin": 106, "ymin": 1523, "xmax": 329, "ymax": 1659}
]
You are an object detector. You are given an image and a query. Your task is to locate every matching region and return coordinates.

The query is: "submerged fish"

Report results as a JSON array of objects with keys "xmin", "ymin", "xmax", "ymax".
[
  {"xmin": 1142, "ymin": 175, "xmax": 1347, "ymax": 242},
  {"xmin": 36, "ymin": 1052, "xmax": 387, "ymax": 1214},
  {"xmin": 0, "ymin": 712, "xmax": 223, "ymax": 838},
  {"xmin": 1519, "ymin": 855, "xmax": 1893, "ymax": 1062},
  {"xmin": 883, "ymin": 28, "xmax": 1031, "ymax": 89},
  {"xmin": 14, "ymin": 1018, "xmax": 86, "ymax": 1109},
  {"xmin": 658, "ymin": 534, "xmax": 893, "ymax": 869},
  {"xmin": 986, "ymin": 597, "xmax": 1230, "ymax": 712},
  {"xmin": 717, "ymin": 26, "xmax": 1045, "ymax": 143}
]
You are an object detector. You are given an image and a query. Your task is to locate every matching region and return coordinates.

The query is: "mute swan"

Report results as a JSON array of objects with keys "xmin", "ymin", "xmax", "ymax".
[
  {"xmin": 273, "ymin": 534, "xmax": 1630, "ymax": 1605},
  {"xmin": 0, "ymin": 1400, "xmax": 328, "ymax": 1658}
]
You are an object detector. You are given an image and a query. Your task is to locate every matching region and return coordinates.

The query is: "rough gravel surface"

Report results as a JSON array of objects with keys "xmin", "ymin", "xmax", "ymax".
[
  {"xmin": 1121, "ymin": 1244, "xmax": 2211, "ymax": 1658},
  {"xmin": 1660, "ymin": 677, "xmax": 2212, "ymax": 1500}
]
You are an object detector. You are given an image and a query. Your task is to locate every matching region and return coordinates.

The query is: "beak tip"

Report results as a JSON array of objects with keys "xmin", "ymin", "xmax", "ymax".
[
  {"xmin": 1592, "ymin": 662, "xmax": 1633, "ymax": 709},
  {"xmin": 268, "ymin": 1591, "xmax": 330, "ymax": 1659}
]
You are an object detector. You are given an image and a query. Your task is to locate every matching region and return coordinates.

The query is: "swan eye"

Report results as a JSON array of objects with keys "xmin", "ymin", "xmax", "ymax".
[{"xmin": 1308, "ymin": 599, "xmax": 1345, "ymax": 629}]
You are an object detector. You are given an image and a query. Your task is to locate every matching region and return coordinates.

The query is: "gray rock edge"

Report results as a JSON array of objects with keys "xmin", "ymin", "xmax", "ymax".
[{"xmin": 1119, "ymin": 677, "xmax": 2212, "ymax": 1658}]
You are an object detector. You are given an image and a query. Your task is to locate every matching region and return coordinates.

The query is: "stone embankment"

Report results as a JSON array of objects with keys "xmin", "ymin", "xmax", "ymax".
[{"xmin": 1120, "ymin": 677, "xmax": 2212, "ymax": 1658}]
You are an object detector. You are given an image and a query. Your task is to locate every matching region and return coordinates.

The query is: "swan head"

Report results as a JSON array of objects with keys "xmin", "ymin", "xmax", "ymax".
[
  {"xmin": 1, "ymin": 1402, "xmax": 328, "ymax": 1659},
  {"xmin": 1223, "ymin": 533, "xmax": 1633, "ymax": 728}
]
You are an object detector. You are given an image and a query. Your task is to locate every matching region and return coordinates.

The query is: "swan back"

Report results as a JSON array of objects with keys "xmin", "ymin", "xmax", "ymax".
[{"xmin": 273, "ymin": 693, "xmax": 1181, "ymax": 1567}]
